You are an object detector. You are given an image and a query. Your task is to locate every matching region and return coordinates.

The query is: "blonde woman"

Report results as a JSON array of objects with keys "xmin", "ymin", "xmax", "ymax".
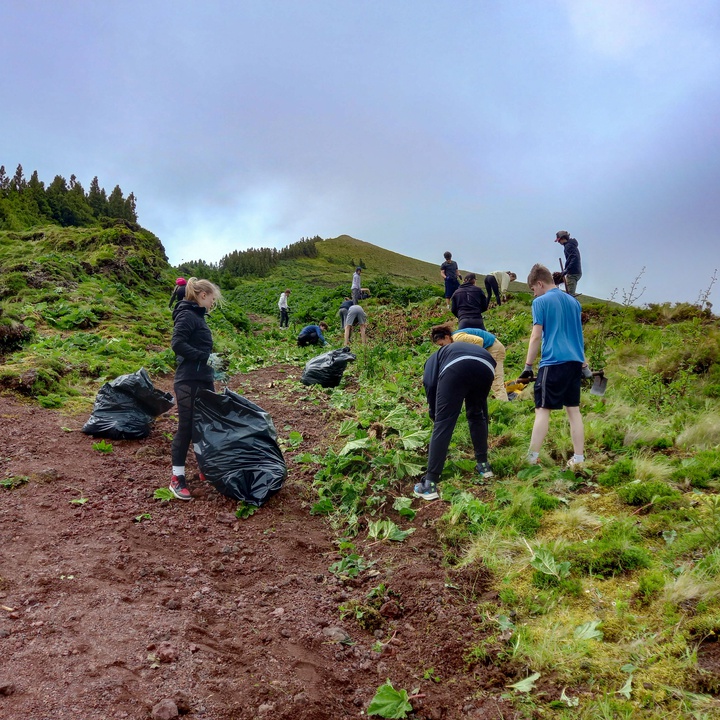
[{"xmin": 169, "ymin": 277, "xmax": 222, "ymax": 500}]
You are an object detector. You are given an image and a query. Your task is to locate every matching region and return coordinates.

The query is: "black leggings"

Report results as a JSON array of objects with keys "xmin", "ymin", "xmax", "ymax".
[
  {"xmin": 172, "ymin": 380, "xmax": 214, "ymax": 466},
  {"xmin": 484, "ymin": 275, "xmax": 501, "ymax": 305},
  {"xmin": 426, "ymin": 360, "xmax": 493, "ymax": 481}
]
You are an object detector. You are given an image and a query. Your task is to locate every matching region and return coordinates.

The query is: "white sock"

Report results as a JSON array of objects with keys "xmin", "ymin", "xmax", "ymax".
[
  {"xmin": 172, "ymin": 466, "xmax": 185, "ymax": 477},
  {"xmin": 573, "ymin": 454, "xmax": 585, "ymax": 463},
  {"xmin": 527, "ymin": 451, "xmax": 539, "ymax": 461}
]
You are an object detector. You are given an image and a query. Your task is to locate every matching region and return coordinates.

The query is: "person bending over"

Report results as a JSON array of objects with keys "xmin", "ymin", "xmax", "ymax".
[
  {"xmin": 413, "ymin": 325, "xmax": 495, "ymax": 501},
  {"xmin": 344, "ymin": 304, "xmax": 367, "ymax": 344},
  {"xmin": 452, "ymin": 326, "xmax": 508, "ymax": 401},
  {"xmin": 484, "ymin": 271, "xmax": 517, "ymax": 306},
  {"xmin": 297, "ymin": 322, "xmax": 329, "ymax": 347}
]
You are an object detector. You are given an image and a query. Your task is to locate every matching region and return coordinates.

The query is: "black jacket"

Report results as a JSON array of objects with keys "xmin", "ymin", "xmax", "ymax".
[
  {"xmin": 171, "ymin": 301, "xmax": 214, "ymax": 384},
  {"xmin": 423, "ymin": 342, "xmax": 496, "ymax": 420},
  {"xmin": 169, "ymin": 284, "xmax": 186, "ymax": 308},
  {"xmin": 562, "ymin": 238, "xmax": 582, "ymax": 276},
  {"xmin": 451, "ymin": 284, "xmax": 488, "ymax": 321}
]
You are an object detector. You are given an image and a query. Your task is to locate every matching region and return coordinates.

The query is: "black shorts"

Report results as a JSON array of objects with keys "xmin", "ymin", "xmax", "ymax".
[
  {"xmin": 534, "ymin": 362, "xmax": 582, "ymax": 409},
  {"xmin": 444, "ymin": 277, "xmax": 460, "ymax": 299}
]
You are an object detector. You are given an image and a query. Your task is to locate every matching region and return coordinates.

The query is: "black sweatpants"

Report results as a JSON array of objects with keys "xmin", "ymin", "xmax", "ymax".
[
  {"xmin": 280, "ymin": 308, "xmax": 289, "ymax": 327},
  {"xmin": 172, "ymin": 380, "xmax": 215, "ymax": 466},
  {"xmin": 426, "ymin": 359, "xmax": 493, "ymax": 481},
  {"xmin": 458, "ymin": 316, "xmax": 486, "ymax": 330},
  {"xmin": 484, "ymin": 275, "xmax": 501, "ymax": 305}
]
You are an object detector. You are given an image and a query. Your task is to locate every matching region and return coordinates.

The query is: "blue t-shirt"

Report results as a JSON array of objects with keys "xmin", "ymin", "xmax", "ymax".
[
  {"xmin": 532, "ymin": 288, "xmax": 584, "ymax": 366},
  {"xmin": 299, "ymin": 325, "xmax": 327, "ymax": 345},
  {"xmin": 452, "ymin": 327, "xmax": 495, "ymax": 348}
]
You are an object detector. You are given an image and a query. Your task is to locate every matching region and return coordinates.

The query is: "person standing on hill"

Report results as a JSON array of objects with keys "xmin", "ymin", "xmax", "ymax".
[
  {"xmin": 170, "ymin": 277, "xmax": 223, "ymax": 500},
  {"xmin": 168, "ymin": 277, "xmax": 187, "ymax": 308},
  {"xmin": 440, "ymin": 251, "xmax": 460, "ymax": 310},
  {"xmin": 278, "ymin": 288, "xmax": 291, "ymax": 328},
  {"xmin": 451, "ymin": 273, "xmax": 488, "ymax": 329},
  {"xmin": 414, "ymin": 325, "xmax": 496, "ymax": 501},
  {"xmin": 351, "ymin": 267, "xmax": 362, "ymax": 305},
  {"xmin": 555, "ymin": 230, "xmax": 582, "ymax": 296},
  {"xmin": 484, "ymin": 271, "xmax": 517, "ymax": 306},
  {"xmin": 297, "ymin": 322, "xmax": 329, "ymax": 347},
  {"xmin": 520, "ymin": 263, "xmax": 591, "ymax": 470}
]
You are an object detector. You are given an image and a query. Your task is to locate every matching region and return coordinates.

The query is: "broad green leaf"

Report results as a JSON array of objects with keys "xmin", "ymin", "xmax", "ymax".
[
  {"xmin": 497, "ymin": 615, "xmax": 516, "ymax": 632},
  {"xmin": 339, "ymin": 437, "xmax": 371, "ymax": 456},
  {"xmin": 338, "ymin": 419, "xmax": 359, "ymax": 436},
  {"xmin": 287, "ymin": 430, "xmax": 303, "ymax": 447},
  {"xmin": 153, "ymin": 488, "xmax": 175, "ymax": 501},
  {"xmin": 574, "ymin": 620, "xmax": 603, "ymax": 641},
  {"xmin": 393, "ymin": 497, "xmax": 414, "ymax": 512},
  {"xmin": 560, "ymin": 688, "xmax": 579, "ymax": 707},
  {"xmin": 367, "ymin": 680, "xmax": 413, "ymax": 718},
  {"xmin": 310, "ymin": 498, "xmax": 334, "ymax": 515},
  {"xmin": 383, "ymin": 406, "xmax": 408, "ymax": 430},
  {"xmin": 399, "ymin": 429, "xmax": 429, "ymax": 450},
  {"xmin": 617, "ymin": 674, "xmax": 633, "ymax": 699},
  {"xmin": 529, "ymin": 547, "xmax": 564, "ymax": 578},
  {"xmin": 508, "ymin": 672, "xmax": 541, "ymax": 693}
]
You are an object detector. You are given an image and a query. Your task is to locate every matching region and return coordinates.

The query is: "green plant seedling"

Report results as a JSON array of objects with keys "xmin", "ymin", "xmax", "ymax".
[
  {"xmin": 235, "ymin": 502, "xmax": 257, "ymax": 519},
  {"xmin": 367, "ymin": 519, "xmax": 414, "ymax": 542},
  {"xmin": 153, "ymin": 488, "xmax": 175, "ymax": 501},
  {"xmin": 0, "ymin": 475, "xmax": 29, "ymax": 490},
  {"xmin": 134, "ymin": 513, "xmax": 152, "ymax": 522},
  {"xmin": 70, "ymin": 496, "xmax": 88, "ymax": 506},
  {"xmin": 574, "ymin": 620, "xmax": 603, "ymax": 641},
  {"xmin": 287, "ymin": 430, "xmax": 303, "ymax": 447},
  {"xmin": 392, "ymin": 496, "xmax": 417, "ymax": 520},
  {"xmin": 367, "ymin": 679, "xmax": 414, "ymax": 718},
  {"xmin": 92, "ymin": 439, "xmax": 113, "ymax": 453},
  {"xmin": 507, "ymin": 672, "xmax": 541, "ymax": 693},
  {"xmin": 422, "ymin": 667, "xmax": 440, "ymax": 682}
]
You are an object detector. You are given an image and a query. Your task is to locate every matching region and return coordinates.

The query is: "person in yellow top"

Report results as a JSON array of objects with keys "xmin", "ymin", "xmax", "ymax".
[{"xmin": 451, "ymin": 326, "xmax": 508, "ymax": 401}]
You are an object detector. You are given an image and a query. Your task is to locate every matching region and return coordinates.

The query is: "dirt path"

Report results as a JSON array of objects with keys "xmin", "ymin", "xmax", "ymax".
[{"xmin": 0, "ymin": 366, "xmax": 516, "ymax": 720}]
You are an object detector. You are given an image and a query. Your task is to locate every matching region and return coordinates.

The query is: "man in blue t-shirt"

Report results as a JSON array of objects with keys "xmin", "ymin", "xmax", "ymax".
[
  {"xmin": 297, "ymin": 322, "xmax": 329, "ymax": 347},
  {"xmin": 520, "ymin": 264, "xmax": 591, "ymax": 470}
]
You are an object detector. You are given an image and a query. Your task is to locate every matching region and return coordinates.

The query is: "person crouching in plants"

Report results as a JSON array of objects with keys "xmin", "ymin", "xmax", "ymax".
[
  {"xmin": 169, "ymin": 277, "xmax": 223, "ymax": 500},
  {"xmin": 297, "ymin": 322, "xmax": 329, "ymax": 347},
  {"xmin": 451, "ymin": 325, "xmax": 509, "ymax": 401},
  {"xmin": 414, "ymin": 325, "xmax": 496, "ymax": 501}
]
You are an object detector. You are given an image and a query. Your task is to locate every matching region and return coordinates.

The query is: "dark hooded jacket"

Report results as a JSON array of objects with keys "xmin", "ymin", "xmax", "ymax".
[
  {"xmin": 562, "ymin": 238, "xmax": 582, "ymax": 276},
  {"xmin": 451, "ymin": 283, "xmax": 488, "ymax": 322},
  {"xmin": 171, "ymin": 300, "xmax": 214, "ymax": 384}
]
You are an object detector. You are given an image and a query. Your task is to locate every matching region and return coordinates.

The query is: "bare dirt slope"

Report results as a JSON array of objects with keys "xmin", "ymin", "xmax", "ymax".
[{"xmin": 0, "ymin": 366, "xmax": 518, "ymax": 720}]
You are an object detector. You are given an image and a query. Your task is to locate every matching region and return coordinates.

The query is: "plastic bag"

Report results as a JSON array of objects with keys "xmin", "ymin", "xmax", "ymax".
[
  {"xmin": 82, "ymin": 368, "xmax": 175, "ymax": 440},
  {"xmin": 193, "ymin": 388, "xmax": 286, "ymax": 506},
  {"xmin": 301, "ymin": 347, "xmax": 356, "ymax": 388}
]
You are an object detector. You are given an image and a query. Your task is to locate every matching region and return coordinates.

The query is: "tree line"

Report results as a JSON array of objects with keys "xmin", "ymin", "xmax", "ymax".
[
  {"xmin": 0, "ymin": 164, "xmax": 137, "ymax": 230},
  {"xmin": 178, "ymin": 236, "xmax": 320, "ymax": 282}
]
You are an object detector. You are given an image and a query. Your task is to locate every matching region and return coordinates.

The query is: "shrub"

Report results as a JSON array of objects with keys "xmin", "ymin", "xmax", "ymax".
[
  {"xmin": 637, "ymin": 569, "xmax": 666, "ymax": 604},
  {"xmin": 616, "ymin": 480, "xmax": 681, "ymax": 507},
  {"xmin": 597, "ymin": 458, "xmax": 634, "ymax": 487}
]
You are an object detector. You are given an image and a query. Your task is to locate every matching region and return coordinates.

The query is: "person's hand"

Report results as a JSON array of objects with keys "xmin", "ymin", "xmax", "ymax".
[
  {"xmin": 518, "ymin": 364, "xmax": 534, "ymax": 382},
  {"xmin": 552, "ymin": 271, "xmax": 564, "ymax": 286},
  {"xmin": 582, "ymin": 365, "xmax": 593, "ymax": 379}
]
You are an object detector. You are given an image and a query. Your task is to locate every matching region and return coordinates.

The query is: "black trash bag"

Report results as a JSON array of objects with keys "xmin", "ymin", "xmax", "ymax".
[
  {"xmin": 193, "ymin": 388, "xmax": 286, "ymax": 507},
  {"xmin": 82, "ymin": 368, "xmax": 175, "ymax": 440},
  {"xmin": 301, "ymin": 347, "xmax": 356, "ymax": 388}
]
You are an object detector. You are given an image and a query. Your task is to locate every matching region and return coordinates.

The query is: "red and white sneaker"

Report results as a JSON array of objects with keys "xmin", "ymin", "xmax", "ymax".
[{"xmin": 169, "ymin": 475, "xmax": 191, "ymax": 500}]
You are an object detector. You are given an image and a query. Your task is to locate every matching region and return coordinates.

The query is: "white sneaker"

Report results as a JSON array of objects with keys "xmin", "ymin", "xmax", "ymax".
[{"xmin": 567, "ymin": 457, "xmax": 584, "ymax": 470}]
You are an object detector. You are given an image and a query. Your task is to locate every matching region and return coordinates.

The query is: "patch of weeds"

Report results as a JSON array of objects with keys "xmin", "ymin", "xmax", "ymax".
[
  {"xmin": 37, "ymin": 393, "xmax": 65, "ymax": 408},
  {"xmin": 0, "ymin": 475, "xmax": 29, "ymax": 490},
  {"xmin": 339, "ymin": 599, "xmax": 383, "ymax": 632},
  {"xmin": 616, "ymin": 480, "xmax": 681, "ymax": 508},
  {"xmin": 636, "ymin": 569, "xmax": 666, "ymax": 604},
  {"xmin": 91, "ymin": 439, "xmax": 113, "ymax": 454},
  {"xmin": 565, "ymin": 519, "xmax": 652, "ymax": 577},
  {"xmin": 329, "ymin": 543, "xmax": 376, "ymax": 580},
  {"xmin": 597, "ymin": 457, "xmax": 634, "ymax": 487}
]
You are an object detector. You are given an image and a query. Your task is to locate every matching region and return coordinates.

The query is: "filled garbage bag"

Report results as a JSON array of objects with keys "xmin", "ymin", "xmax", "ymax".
[
  {"xmin": 301, "ymin": 347, "xmax": 356, "ymax": 388},
  {"xmin": 82, "ymin": 368, "xmax": 175, "ymax": 440},
  {"xmin": 193, "ymin": 388, "xmax": 286, "ymax": 506}
]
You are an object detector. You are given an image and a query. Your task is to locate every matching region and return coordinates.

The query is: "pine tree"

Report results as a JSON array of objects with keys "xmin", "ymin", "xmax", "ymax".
[
  {"xmin": 107, "ymin": 185, "xmax": 126, "ymax": 218},
  {"xmin": 88, "ymin": 176, "xmax": 108, "ymax": 217},
  {"xmin": 12, "ymin": 164, "xmax": 26, "ymax": 193}
]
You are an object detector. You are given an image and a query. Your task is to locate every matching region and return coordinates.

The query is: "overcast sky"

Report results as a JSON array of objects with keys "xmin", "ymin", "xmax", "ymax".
[{"xmin": 2, "ymin": 0, "xmax": 719, "ymax": 306}]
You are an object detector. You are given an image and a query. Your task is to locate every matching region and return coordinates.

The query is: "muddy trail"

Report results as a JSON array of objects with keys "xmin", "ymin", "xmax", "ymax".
[{"xmin": 0, "ymin": 365, "xmax": 520, "ymax": 720}]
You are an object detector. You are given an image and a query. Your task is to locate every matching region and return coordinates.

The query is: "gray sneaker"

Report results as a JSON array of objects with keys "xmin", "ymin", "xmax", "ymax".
[{"xmin": 413, "ymin": 477, "xmax": 439, "ymax": 501}]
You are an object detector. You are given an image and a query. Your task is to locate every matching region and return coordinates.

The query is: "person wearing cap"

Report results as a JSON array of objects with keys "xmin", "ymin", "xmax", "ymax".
[
  {"xmin": 169, "ymin": 277, "xmax": 187, "ymax": 308},
  {"xmin": 555, "ymin": 231, "xmax": 582, "ymax": 296},
  {"xmin": 351, "ymin": 267, "xmax": 362, "ymax": 305}
]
